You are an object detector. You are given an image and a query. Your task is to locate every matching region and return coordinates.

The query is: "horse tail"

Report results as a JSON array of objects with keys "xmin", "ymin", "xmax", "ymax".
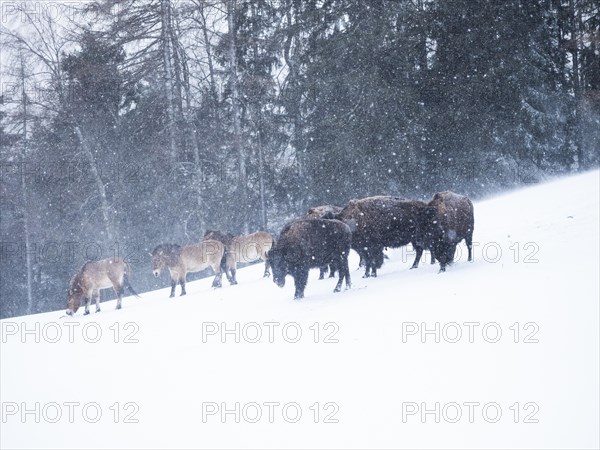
[
  {"xmin": 220, "ymin": 249, "xmax": 233, "ymax": 282},
  {"xmin": 123, "ymin": 260, "xmax": 141, "ymax": 298},
  {"xmin": 220, "ymin": 252, "xmax": 228, "ymax": 273}
]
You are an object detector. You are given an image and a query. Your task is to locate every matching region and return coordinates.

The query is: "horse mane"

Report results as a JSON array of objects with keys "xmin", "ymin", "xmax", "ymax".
[
  {"xmin": 204, "ymin": 230, "xmax": 235, "ymax": 245},
  {"xmin": 68, "ymin": 269, "xmax": 84, "ymax": 295},
  {"xmin": 151, "ymin": 243, "xmax": 182, "ymax": 259}
]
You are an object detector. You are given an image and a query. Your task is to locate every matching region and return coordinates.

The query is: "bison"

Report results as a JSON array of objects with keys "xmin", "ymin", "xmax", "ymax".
[
  {"xmin": 305, "ymin": 205, "xmax": 343, "ymax": 220},
  {"xmin": 268, "ymin": 219, "xmax": 351, "ymax": 299},
  {"xmin": 305, "ymin": 204, "xmax": 345, "ymax": 279},
  {"xmin": 415, "ymin": 191, "xmax": 474, "ymax": 272},
  {"xmin": 335, "ymin": 196, "xmax": 428, "ymax": 277}
]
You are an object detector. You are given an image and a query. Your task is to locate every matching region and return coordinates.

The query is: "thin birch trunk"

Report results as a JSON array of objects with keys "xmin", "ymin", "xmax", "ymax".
[
  {"xmin": 19, "ymin": 48, "xmax": 33, "ymax": 314},
  {"xmin": 161, "ymin": 0, "xmax": 178, "ymax": 160},
  {"xmin": 227, "ymin": 0, "xmax": 248, "ymax": 233},
  {"xmin": 74, "ymin": 126, "xmax": 114, "ymax": 244}
]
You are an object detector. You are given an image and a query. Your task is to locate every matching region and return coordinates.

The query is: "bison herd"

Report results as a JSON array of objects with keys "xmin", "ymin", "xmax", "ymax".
[{"xmin": 267, "ymin": 191, "xmax": 474, "ymax": 299}]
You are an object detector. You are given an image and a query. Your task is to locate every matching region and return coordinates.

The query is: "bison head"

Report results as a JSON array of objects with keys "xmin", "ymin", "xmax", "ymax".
[
  {"xmin": 334, "ymin": 204, "xmax": 358, "ymax": 231},
  {"xmin": 415, "ymin": 206, "xmax": 443, "ymax": 249},
  {"xmin": 267, "ymin": 248, "xmax": 287, "ymax": 288}
]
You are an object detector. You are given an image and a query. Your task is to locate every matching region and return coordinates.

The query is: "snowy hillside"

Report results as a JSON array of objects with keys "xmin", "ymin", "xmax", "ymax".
[{"xmin": 1, "ymin": 170, "xmax": 598, "ymax": 449}]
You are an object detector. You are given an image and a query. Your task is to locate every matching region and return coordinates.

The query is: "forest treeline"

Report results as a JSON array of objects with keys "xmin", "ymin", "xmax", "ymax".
[{"xmin": 1, "ymin": 0, "xmax": 598, "ymax": 318}]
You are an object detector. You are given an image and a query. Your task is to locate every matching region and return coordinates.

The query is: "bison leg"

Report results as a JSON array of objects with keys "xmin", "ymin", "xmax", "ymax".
[
  {"xmin": 448, "ymin": 243, "xmax": 458, "ymax": 264},
  {"xmin": 362, "ymin": 252, "xmax": 372, "ymax": 277},
  {"xmin": 361, "ymin": 250, "xmax": 371, "ymax": 277},
  {"xmin": 431, "ymin": 253, "xmax": 436, "ymax": 264},
  {"xmin": 334, "ymin": 255, "xmax": 351, "ymax": 292},
  {"xmin": 411, "ymin": 245, "xmax": 424, "ymax": 269},
  {"xmin": 263, "ymin": 260, "xmax": 270, "ymax": 278},
  {"xmin": 319, "ymin": 266, "xmax": 327, "ymax": 280},
  {"xmin": 328, "ymin": 262, "xmax": 337, "ymax": 278},
  {"xmin": 333, "ymin": 266, "xmax": 343, "ymax": 292},
  {"xmin": 343, "ymin": 257, "xmax": 351, "ymax": 290},
  {"xmin": 365, "ymin": 248, "xmax": 384, "ymax": 278},
  {"xmin": 466, "ymin": 234, "xmax": 473, "ymax": 262},
  {"xmin": 292, "ymin": 268, "xmax": 309, "ymax": 300}
]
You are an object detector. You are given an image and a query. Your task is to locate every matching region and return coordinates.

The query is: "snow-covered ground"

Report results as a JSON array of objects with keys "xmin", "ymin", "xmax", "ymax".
[{"xmin": 1, "ymin": 170, "xmax": 599, "ymax": 449}]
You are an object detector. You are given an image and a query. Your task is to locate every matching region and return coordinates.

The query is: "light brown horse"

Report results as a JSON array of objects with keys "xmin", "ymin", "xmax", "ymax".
[
  {"xmin": 204, "ymin": 230, "xmax": 274, "ymax": 283},
  {"xmin": 66, "ymin": 257, "xmax": 140, "ymax": 316},
  {"xmin": 151, "ymin": 240, "xmax": 225, "ymax": 297}
]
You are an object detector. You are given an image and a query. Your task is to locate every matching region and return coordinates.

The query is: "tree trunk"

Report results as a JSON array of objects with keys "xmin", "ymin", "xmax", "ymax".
[
  {"xmin": 227, "ymin": 0, "xmax": 248, "ymax": 233},
  {"xmin": 199, "ymin": 2, "xmax": 219, "ymax": 107},
  {"xmin": 19, "ymin": 49, "xmax": 33, "ymax": 314},
  {"xmin": 567, "ymin": 0, "xmax": 583, "ymax": 170},
  {"xmin": 284, "ymin": 5, "xmax": 306, "ymax": 211},
  {"xmin": 181, "ymin": 35, "xmax": 205, "ymax": 233},
  {"xmin": 161, "ymin": 0, "xmax": 179, "ymax": 160},
  {"xmin": 257, "ymin": 129, "xmax": 267, "ymax": 230},
  {"xmin": 74, "ymin": 126, "xmax": 114, "ymax": 244}
]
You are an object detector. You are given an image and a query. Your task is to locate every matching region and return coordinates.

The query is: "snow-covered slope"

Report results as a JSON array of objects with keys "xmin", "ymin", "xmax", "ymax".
[{"xmin": 1, "ymin": 170, "xmax": 599, "ymax": 449}]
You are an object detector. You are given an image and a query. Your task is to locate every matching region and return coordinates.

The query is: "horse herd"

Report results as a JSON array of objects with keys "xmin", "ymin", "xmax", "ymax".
[{"xmin": 65, "ymin": 191, "xmax": 475, "ymax": 316}]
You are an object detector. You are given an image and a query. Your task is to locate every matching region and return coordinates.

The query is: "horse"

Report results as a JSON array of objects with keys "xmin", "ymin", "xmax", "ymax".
[
  {"xmin": 204, "ymin": 230, "xmax": 274, "ymax": 282},
  {"xmin": 66, "ymin": 257, "xmax": 140, "ymax": 316},
  {"xmin": 150, "ymin": 240, "xmax": 226, "ymax": 297}
]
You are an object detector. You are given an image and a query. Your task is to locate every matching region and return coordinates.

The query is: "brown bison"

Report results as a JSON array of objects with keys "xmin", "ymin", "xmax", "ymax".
[
  {"xmin": 415, "ymin": 191, "xmax": 474, "ymax": 272},
  {"xmin": 305, "ymin": 205, "xmax": 343, "ymax": 220},
  {"xmin": 305, "ymin": 205, "xmax": 345, "ymax": 279},
  {"xmin": 268, "ymin": 219, "xmax": 351, "ymax": 299},
  {"xmin": 335, "ymin": 196, "xmax": 428, "ymax": 277}
]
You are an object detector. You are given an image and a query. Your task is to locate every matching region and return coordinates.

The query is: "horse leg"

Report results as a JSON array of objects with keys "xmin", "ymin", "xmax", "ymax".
[
  {"xmin": 179, "ymin": 275, "xmax": 186, "ymax": 296},
  {"xmin": 115, "ymin": 284, "xmax": 123, "ymax": 310},
  {"xmin": 411, "ymin": 244, "xmax": 423, "ymax": 269},
  {"xmin": 226, "ymin": 253, "xmax": 237, "ymax": 285},
  {"xmin": 95, "ymin": 289, "xmax": 102, "ymax": 313},
  {"xmin": 169, "ymin": 273, "xmax": 177, "ymax": 298},
  {"xmin": 211, "ymin": 273, "xmax": 223, "ymax": 288},
  {"xmin": 84, "ymin": 289, "xmax": 93, "ymax": 315}
]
